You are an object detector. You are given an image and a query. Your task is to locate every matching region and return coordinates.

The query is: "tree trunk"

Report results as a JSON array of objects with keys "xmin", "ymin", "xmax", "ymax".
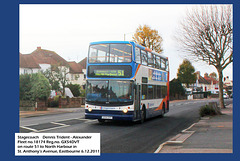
[
  {"xmin": 217, "ymin": 69, "xmax": 225, "ymax": 108},
  {"xmin": 62, "ymin": 86, "xmax": 65, "ymax": 97}
]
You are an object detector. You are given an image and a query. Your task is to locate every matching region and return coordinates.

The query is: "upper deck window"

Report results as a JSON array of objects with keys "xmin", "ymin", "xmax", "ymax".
[
  {"xmin": 89, "ymin": 43, "xmax": 132, "ymax": 63},
  {"xmin": 161, "ymin": 58, "xmax": 166, "ymax": 70},
  {"xmin": 89, "ymin": 44, "xmax": 109, "ymax": 63},
  {"xmin": 135, "ymin": 47, "xmax": 141, "ymax": 64},
  {"xmin": 155, "ymin": 56, "xmax": 160, "ymax": 69},
  {"xmin": 148, "ymin": 52, "xmax": 155, "ymax": 67},
  {"xmin": 141, "ymin": 50, "xmax": 148, "ymax": 66}
]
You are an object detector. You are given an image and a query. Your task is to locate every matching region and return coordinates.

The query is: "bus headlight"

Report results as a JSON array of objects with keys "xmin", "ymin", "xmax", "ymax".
[
  {"xmin": 88, "ymin": 108, "xmax": 92, "ymax": 112},
  {"xmin": 123, "ymin": 108, "xmax": 128, "ymax": 114}
]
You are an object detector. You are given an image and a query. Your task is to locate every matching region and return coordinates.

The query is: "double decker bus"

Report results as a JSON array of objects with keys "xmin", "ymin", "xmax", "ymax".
[{"xmin": 85, "ymin": 41, "xmax": 169, "ymax": 123}]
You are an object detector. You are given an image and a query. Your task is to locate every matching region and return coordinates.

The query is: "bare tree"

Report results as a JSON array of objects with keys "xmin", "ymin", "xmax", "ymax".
[{"xmin": 176, "ymin": 5, "xmax": 233, "ymax": 108}]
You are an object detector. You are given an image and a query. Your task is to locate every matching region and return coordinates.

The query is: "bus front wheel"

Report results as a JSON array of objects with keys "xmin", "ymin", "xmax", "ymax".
[
  {"xmin": 140, "ymin": 107, "xmax": 146, "ymax": 124},
  {"xmin": 98, "ymin": 119, "xmax": 105, "ymax": 123}
]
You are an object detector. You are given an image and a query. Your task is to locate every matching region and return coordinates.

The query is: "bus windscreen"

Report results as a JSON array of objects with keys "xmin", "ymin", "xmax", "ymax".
[{"xmin": 88, "ymin": 44, "xmax": 132, "ymax": 63}]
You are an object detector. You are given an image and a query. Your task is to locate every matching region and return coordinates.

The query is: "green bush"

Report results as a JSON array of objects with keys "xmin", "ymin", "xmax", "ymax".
[
  {"xmin": 30, "ymin": 73, "xmax": 51, "ymax": 101},
  {"xmin": 80, "ymin": 89, "xmax": 86, "ymax": 97},
  {"xmin": 66, "ymin": 83, "xmax": 81, "ymax": 97},
  {"xmin": 199, "ymin": 104, "xmax": 216, "ymax": 117},
  {"xmin": 48, "ymin": 100, "xmax": 59, "ymax": 107},
  {"xmin": 19, "ymin": 74, "xmax": 32, "ymax": 100},
  {"xmin": 19, "ymin": 73, "xmax": 51, "ymax": 101},
  {"xmin": 54, "ymin": 95, "xmax": 61, "ymax": 101},
  {"xmin": 170, "ymin": 78, "xmax": 185, "ymax": 97}
]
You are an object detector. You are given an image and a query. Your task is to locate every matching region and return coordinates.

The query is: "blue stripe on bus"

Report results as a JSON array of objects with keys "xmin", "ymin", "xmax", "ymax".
[
  {"xmin": 90, "ymin": 41, "xmax": 133, "ymax": 45},
  {"xmin": 85, "ymin": 110, "xmax": 134, "ymax": 121}
]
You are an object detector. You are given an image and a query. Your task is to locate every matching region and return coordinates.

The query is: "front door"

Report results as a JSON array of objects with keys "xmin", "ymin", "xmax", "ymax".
[{"xmin": 134, "ymin": 84, "xmax": 141, "ymax": 120}]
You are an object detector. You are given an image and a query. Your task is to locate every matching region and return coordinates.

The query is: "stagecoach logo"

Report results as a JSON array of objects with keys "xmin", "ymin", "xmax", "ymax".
[
  {"xmin": 148, "ymin": 69, "xmax": 167, "ymax": 82},
  {"xmin": 148, "ymin": 103, "xmax": 155, "ymax": 109}
]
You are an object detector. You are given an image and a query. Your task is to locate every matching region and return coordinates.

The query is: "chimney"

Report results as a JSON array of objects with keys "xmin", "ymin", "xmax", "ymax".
[
  {"xmin": 196, "ymin": 71, "xmax": 200, "ymax": 79},
  {"xmin": 204, "ymin": 73, "xmax": 208, "ymax": 78},
  {"xmin": 37, "ymin": 46, "xmax": 41, "ymax": 50}
]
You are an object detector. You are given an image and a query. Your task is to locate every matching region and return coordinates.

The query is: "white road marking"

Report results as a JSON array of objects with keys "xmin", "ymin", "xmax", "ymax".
[
  {"xmin": 154, "ymin": 123, "xmax": 196, "ymax": 153},
  {"xmin": 20, "ymin": 126, "xmax": 38, "ymax": 132},
  {"xmin": 31, "ymin": 125, "xmax": 70, "ymax": 133}
]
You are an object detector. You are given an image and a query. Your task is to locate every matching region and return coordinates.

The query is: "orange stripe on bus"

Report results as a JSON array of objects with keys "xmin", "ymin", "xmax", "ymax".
[
  {"xmin": 145, "ymin": 48, "xmax": 152, "ymax": 52},
  {"xmin": 133, "ymin": 64, "xmax": 141, "ymax": 79},
  {"xmin": 154, "ymin": 96, "xmax": 167, "ymax": 111}
]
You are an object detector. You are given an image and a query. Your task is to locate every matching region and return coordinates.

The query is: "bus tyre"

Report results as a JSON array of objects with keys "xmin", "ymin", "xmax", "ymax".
[
  {"xmin": 160, "ymin": 104, "xmax": 165, "ymax": 118},
  {"xmin": 140, "ymin": 107, "xmax": 146, "ymax": 124},
  {"xmin": 98, "ymin": 119, "xmax": 105, "ymax": 123}
]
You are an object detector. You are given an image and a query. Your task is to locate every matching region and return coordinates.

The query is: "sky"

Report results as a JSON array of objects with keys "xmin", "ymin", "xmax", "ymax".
[{"xmin": 19, "ymin": 4, "xmax": 233, "ymax": 81}]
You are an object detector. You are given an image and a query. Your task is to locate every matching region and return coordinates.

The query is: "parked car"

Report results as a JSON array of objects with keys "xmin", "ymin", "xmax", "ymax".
[{"xmin": 223, "ymin": 93, "xmax": 229, "ymax": 99}]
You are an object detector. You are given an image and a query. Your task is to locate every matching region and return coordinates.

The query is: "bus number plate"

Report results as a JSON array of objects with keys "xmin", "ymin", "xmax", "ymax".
[{"xmin": 102, "ymin": 116, "xmax": 113, "ymax": 120}]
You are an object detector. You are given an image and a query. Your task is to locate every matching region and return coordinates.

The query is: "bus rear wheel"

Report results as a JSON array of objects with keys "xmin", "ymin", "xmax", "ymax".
[{"xmin": 160, "ymin": 103, "xmax": 165, "ymax": 118}]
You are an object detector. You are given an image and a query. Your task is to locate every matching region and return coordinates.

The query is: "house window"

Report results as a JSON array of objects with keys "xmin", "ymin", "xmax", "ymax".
[{"xmin": 75, "ymin": 74, "xmax": 79, "ymax": 80}]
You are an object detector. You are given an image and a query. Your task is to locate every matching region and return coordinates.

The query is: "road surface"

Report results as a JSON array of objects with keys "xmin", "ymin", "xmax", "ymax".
[{"xmin": 19, "ymin": 98, "xmax": 233, "ymax": 153}]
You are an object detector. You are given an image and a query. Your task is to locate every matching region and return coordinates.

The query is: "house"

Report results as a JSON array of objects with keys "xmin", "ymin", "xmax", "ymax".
[
  {"xmin": 194, "ymin": 71, "xmax": 210, "ymax": 92},
  {"xmin": 19, "ymin": 47, "xmax": 68, "ymax": 74},
  {"xmin": 68, "ymin": 58, "xmax": 87, "ymax": 89},
  {"xmin": 78, "ymin": 57, "xmax": 87, "ymax": 89},
  {"xmin": 223, "ymin": 76, "xmax": 233, "ymax": 93},
  {"xmin": 204, "ymin": 73, "xmax": 219, "ymax": 93},
  {"xmin": 19, "ymin": 53, "xmax": 41, "ymax": 74},
  {"xmin": 19, "ymin": 47, "xmax": 87, "ymax": 88},
  {"xmin": 224, "ymin": 76, "xmax": 233, "ymax": 87}
]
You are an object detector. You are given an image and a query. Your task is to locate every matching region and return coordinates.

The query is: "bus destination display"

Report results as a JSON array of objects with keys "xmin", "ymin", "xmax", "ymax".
[
  {"xmin": 88, "ymin": 65, "xmax": 132, "ymax": 78},
  {"xmin": 94, "ymin": 70, "xmax": 124, "ymax": 77}
]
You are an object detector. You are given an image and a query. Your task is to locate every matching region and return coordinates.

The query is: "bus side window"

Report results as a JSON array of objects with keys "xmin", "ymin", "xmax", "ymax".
[
  {"xmin": 161, "ymin": 58, "xmax": 166, "ymax": 70},
  {"xmin": 148, "ymin": 53, "xmax": 155, "ymax": 68},
  {"xmin": 141, "ymin": 50, "xmax": 148, "ymax": 66},
  {"xmin": 142, "ymin": 84, "xmax": 148, "ymax": 100},
  {"xmin": 148, "ymin": 85, "xmax": 154, "ymax": 99},
  {"xmin": 157, "ymin": 85, "xmax": 161, "ymax": 98},
  {"xmin": 154, "ymin": 85, "xmax": 158, "ymax": 99},
  {"xmin": 135, "ymin": 47, "xmax": 141, "ymax": 64},
  {"xmin": 162, "ymin": 86, "xmax": 167, "ymax": 98},
  {"xmin": 166, "ymin": 60, "xmax": 169, "ymax": 71},
  {"xmin": 155, "ymin": 56, "xmax": 160, "ymax": 69}
]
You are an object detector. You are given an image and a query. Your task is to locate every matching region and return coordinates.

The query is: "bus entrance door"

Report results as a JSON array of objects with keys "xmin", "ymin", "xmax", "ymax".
[{"xmin": 134, "ymin": 84, "xmax": 141, "ymax": 120}]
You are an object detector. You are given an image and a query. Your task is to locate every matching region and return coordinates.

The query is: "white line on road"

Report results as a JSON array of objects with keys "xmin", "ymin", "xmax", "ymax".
[
  {"xmin": 31, "ymin": 124, "xmax": 70, "ymax": 133},
  {"xmin": 20, "ymin": 126, "xmax": 39, "ymax": 132}
]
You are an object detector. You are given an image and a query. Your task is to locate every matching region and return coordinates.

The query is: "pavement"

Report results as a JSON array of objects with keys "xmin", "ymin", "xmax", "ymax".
[
  {"xmin": 19, "ymin": 106, "xmax": 85, "ymax": 118},
  {"xmin": 155, "ymin": 103, "xmax": 233, "ymax": 153}
]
